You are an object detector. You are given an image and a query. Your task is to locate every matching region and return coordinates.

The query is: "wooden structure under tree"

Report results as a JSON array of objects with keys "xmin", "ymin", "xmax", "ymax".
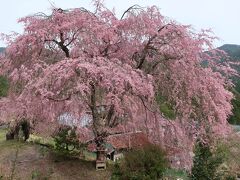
[{"xmin": 96, "ymin": 146, "xmax": 106, "ymax": 170}]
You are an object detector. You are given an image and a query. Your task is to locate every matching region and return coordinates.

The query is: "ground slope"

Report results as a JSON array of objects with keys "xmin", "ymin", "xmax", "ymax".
[{"xmin": 0, "ymin": 129, "xmax": 110, "ymax": 180}]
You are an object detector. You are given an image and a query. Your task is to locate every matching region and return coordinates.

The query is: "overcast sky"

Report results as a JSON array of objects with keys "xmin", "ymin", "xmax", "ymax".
[{"xmin": 0, "ymin": 0, "xmax": 239, "ymax": 47}]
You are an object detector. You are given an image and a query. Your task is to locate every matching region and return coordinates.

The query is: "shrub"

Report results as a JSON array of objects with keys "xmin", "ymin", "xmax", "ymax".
[
  {"xmin": 112, "ymin": 144, "xmax": 168, "ymax": 180},
  {"xmin": 190, "ymin": 140, "xmax": 223, "ymax": 180},
  {"xmin": 214, "ymin": 135, "xmax": 240, "ymax": 179},
  {"xmin": 53, "ymin": 126, "xmax": 83, "ymax": 156}
]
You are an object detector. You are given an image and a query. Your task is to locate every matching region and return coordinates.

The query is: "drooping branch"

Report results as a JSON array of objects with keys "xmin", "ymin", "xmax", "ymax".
[
  {"xmin": 135, "ymin": 24, "xmax": 171, "ymax": 69},
  {"xmin": 66, "ymin": 30, "xmax": 80, "ymax": 47},
  {"xmin": 120, "ymin": 4, "xmax": 143, "ymax": 20}
]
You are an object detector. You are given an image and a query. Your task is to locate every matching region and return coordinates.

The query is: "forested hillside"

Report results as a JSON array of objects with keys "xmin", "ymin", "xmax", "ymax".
[
  {"xmin": 0, "ymin": 47, "xmax": 5, "ymax": 53},
  {"xmin": 219, "ymin": 44, "xmax": 240, "ymax": 124}
]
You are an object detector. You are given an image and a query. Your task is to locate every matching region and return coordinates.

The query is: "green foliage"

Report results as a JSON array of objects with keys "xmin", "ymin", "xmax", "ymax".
[
  {"xmin": 31, "ymin": 169, "xmax": 52, "ymax": 180},
  {"xmin": 190, "ymin": 141, "xmax": 223, "ymax": 180},
  {"xmin": 53, "ymin": 126, "xmax": 84, "ymax": 156},
  {"xmin": 213, "ymin": 136, "xmax": 240, "ymax": 179},
  {"xmin": 216, "ymin": 44, "xmax": 240, "ymax": 125},
  {"xmin": 228, "ymin": 90, "xmax": 240, "ymax": 125},
  {"xmin": 31, "ymin": 170, "xmax": 41, "ymax": 179},
  {"xmin": 218, "ymin": 44, "xmax": 240, "ymax": 60},
  {"xmin": 27, "ymin": 134, "xmax": 55, "ymax": 148},
  {"xmin": 111, "ymin": 144, "xmax": 168, "ymax": 180},
  {"xmin": 155, "ymin": 93, "xmax": 176, "ymax": 119},
  {"xmin": 163, "ymin": 169, "xmax": 189, "ymax": 179},
  {"xmin": 0, "ymin": 128, "xmax": 7, "ymax": 142},
  {"xmin": 226, "ymin": 175, "xmax": 237, "ymax": 180},
  {"xmin": 0, "ymin": 76, "xmax": 9, "ymax": 97}
]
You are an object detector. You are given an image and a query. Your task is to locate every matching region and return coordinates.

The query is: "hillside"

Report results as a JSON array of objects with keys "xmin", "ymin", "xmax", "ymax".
[
  {"xmin": 0, "ymin": 128, "xmax": 111, "ymax": 180},
  {"xmin": 218, "ymin": 44, "xmax": 240, "ymax": 124},
  {"xmin": 0, "ymin": 47, "xmax": 5, "ymax": 53},
  {"xmin": 218, "ymin": 44, "xmax": 240, "ymax": 60},
  {"xmin": 218, "ymin": 44, "xmax": 240, "ymax": 89}
]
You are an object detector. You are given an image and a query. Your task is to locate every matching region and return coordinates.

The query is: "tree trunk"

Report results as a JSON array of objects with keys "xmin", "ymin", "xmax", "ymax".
[
  {"xmin": 6, "ymin": 131, "xmax": 15, "ymax": 140},
  {"xmin": 6, "ymin": 124, "xmax": 19, "ymax": 140},
  {"xmin": 89, "ymin": 83, "xmax": 107, "ymax": 169},
  {"xmin": 6, "ymin": 120, "xmax": 30, "ymax": 141},
  {"xmin": 21, "ymin": 121, "xmax": 30, "ymax": 141}
]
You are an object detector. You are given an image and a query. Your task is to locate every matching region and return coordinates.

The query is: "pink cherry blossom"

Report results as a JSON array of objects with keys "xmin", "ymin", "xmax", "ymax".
[{"xmin": 0, "ymin": 1, "xmax": 235, "ymax": 169}]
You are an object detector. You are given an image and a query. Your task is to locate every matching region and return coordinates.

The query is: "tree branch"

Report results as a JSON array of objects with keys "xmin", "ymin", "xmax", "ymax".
[
  {"xmin": 120, "ymin": 5, "xmax": 143, "ymax": 20},
  {"xmin": 47, "ymin": 94, "xmax": 71, "ymax": 102}
]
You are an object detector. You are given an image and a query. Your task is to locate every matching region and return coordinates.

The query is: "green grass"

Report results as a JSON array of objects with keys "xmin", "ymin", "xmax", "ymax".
[
  {"xmin": 0, "ymin": 128, "xmax": 20, "ymax": 148},
  {"xmin": 163, "ymin": 169, "xmax": 189, "ymax": 179},
  {"xmin": 0, "ymin": 128, "xmax": 29, "ymax": 153},
  {"xmin": 83, "ymin": 151, "xmax": 97, "ymax": 161},
  {"xmin": 27, "ymin": 134, "xmax": 55, "ymax": 147},
  {"xmin": 0, "ymin": 128, "xmax": 193, "ymax": 180},
  {"xmin": 0, "ymin": 128, "xmax": 7, "ymax": 142}
]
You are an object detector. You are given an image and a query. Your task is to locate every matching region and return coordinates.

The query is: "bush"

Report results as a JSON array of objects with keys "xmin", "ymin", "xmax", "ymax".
[
  {"xmin": 53, "ymin": 126, "xmax": 85, "ymax": 156},
  {"xmin": 190, "ymin": 141, "xmax": 223, "ymax": 180},
  {"xmin": 213, "ymin": 135, "xmax": 240, "ymax": 179},
  {"xmin": 112, "ymin": 144, "xmax": 168, "ymax": 180}
]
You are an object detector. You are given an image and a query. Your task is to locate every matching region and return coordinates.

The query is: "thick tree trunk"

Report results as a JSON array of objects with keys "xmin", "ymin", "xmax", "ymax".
[{"xmin": 89, "ymin": 83, "xmax": 107, "ymax": 169}]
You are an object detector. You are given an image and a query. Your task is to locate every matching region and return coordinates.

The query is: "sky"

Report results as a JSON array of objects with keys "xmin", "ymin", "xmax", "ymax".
[{"xmin": 0, "ymin": 0, "xmax": 239, "ymax": 47}]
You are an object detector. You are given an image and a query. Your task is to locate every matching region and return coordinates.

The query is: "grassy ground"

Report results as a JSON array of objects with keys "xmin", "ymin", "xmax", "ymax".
[
  {"xmin": 0, "ymin": 128, "xmax": 111, "ymax": 180},
  {"xmin": 163, "ymin": 169, "xmax": 189, "ymax": 179},
  {"xmin": 0, "ymin": 128, "xmax": 190, "ymax": 180}
]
